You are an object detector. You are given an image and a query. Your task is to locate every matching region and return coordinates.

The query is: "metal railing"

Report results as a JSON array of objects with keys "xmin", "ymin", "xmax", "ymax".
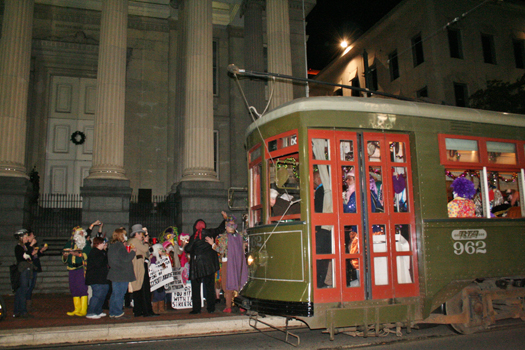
[
  {"xmin": 30, "ymin": 194, "xmax": 83, "ymax": 237},
  {"xmin": 129, "ymin": 195, "xmax": 177, "ymax": 238}
]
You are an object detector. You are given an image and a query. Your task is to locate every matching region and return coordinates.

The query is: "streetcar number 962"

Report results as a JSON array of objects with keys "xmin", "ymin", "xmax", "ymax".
[{"xmin": 453, "ymin": 241, "xmax": 487, "ymax": 255}]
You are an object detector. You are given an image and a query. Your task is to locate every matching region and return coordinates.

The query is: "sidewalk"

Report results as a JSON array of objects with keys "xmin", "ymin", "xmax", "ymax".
[{"xmin": 0, "ymin": 293, "xmax": 300, "ymax": 348}]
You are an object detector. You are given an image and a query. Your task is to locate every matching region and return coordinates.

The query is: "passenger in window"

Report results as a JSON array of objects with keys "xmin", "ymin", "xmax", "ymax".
[
  {"xmin": 270, "ymin": 188, "xmax": 300, "ymax": 217},
  {"xmin": 343, "ymin": 172, "xmax": 356, "ymax": 213},
  {"xmin": 447, "ymin": 178, "xmax": 476, "ymax": 218},
  {"xmin": 342, "ymin": 172, "xmax": 384, "ymax": 213}
]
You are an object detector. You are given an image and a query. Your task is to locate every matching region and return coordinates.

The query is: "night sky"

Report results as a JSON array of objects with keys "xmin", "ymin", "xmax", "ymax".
[{"xmin": 306, "ymin": 0, "xmax": 403, "ymax": 71}]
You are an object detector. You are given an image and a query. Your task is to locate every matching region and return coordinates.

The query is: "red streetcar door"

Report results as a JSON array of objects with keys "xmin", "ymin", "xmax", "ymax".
[{"xmin": 310, "ymin": 130, "xmax": 418, "ymax": 304}]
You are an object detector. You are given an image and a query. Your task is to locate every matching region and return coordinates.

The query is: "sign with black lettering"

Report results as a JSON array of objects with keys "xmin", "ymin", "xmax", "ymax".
[
  {"xmin": 170, "ymin": 268, "xmax": 203, "ymax": 309},
  {"xmin": 149, "ymin": 256, "xmax": 174, "ymax": 292}
]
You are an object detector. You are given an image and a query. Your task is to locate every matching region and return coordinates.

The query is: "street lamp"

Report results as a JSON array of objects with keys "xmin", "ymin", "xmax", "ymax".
[{"xmin": 341, "ymin": 40, "xmax": 352, "ymax": 56}]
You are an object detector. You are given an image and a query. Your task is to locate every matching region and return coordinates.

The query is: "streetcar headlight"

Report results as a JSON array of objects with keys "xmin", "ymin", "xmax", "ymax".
[{"xmin": 247, "ymin": 254, "xmax": 255, "ymax": 266}]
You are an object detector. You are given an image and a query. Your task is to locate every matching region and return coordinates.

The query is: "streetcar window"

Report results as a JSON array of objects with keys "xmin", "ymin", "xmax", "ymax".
[
  {"xmin": 371, "ymin": 225, "xmax": 387, "ymax": 253},
  {"xmin": 342, "ymin": 166, "xmax": 356, "ymax": 213},
  {"xmin": 374, "ymin": 257, "xmax": 389, "ymax": 285},
  {"xmin": 369, "ymin": 166, "xmax": 384, "ymax": 213},
  {"xmin": 395, "ymin": 225, "xmax": 411, "ymax": 252},
  {"xmin": 249, "ymin": 145, "xmax": 262, "ymax": 227},
  {"xmin": 392, "ymin": 167, "xmax": 408, "ymax": 213},
  {"xmin": 250, "ymin": 163, "xmax": 262, "ymax": 226},
  {"xmin": 487, "ymin": 141, "xmax": 517, "ymax": 165},
  {"xmin": 344, "ymin": 225, "xmax": 359, "ymax": 254},
  {"xmin": 367, "ymin": 141, "xmax": 381, "ymax": 161},
  {"xmin": 317, "ymin": 259, "xmax": 334, "ymax": 289},
  {"xmin": 389, "ymin": 142, "xmax": 406, "ymax": 162},
  {"xmin": 446, "ymin": 171, "xmax": 480, "ymax": 218},
  {"xmin": 315, "ymin": 225, "xmax": 333, "ymax": 255},
  {"xmin": 397, "ymin": 256, "xmax": 413, "ymax": 284},
  {"xmin": 268, "ymin": 134, "xmax": 297, "ymax": 152},
  {"xmin": 445, "ymin": 138, "xmax": 479, "ymax": 163},
  {"xmin": 268, "ymin": 154, "xmax": 301, "ymax": 221},
  {"xmin": 313, "ymin": 166, "xmax": 332, "ymax": 213},
  {"xmin": 340, "ymin": 140, "xmax": 354, "ymax": 161},
  {"xmin": 493, "ymin": 172, "xmax": 520, "ymax": 217},
  {"xmin": 345, "ymin": 225, "xmax": 361, "ymax": 287},
  {"xmin": 312, "ymin": 138, "xmax": 330, "ymax": 160},
  {"xmin": 346, "ymin": 259, "xmax": 360, "ymax": 287}
]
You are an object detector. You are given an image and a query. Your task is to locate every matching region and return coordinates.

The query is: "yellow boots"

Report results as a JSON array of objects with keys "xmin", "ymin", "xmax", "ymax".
[{"xmin": 66, "ymin": 296, "xmax": 88, "ymax": 316}]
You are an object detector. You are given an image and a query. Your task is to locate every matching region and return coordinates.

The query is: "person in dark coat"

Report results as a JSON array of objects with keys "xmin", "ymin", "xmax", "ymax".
[
  {"xmin": 107, "ymin": 228, "xmax": 136, "ymax": 318},
  {"xmin": 184, "ymin": 211, "xmax": 227, "ymax": 314},
  {"xmin": 85, "ymin": 237, "xmax": 110, "ymax": 319}
]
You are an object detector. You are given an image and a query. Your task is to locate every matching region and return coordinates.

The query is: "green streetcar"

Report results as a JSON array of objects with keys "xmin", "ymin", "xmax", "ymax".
[{"xmin": 237, "ymin": 96, "xmax": 525, "ymax": 340}]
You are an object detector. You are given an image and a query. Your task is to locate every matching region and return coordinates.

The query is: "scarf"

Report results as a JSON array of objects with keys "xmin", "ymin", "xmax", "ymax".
[{"xmin": 195, "ymin": 220, "xmax": 206, "ymax": 240}]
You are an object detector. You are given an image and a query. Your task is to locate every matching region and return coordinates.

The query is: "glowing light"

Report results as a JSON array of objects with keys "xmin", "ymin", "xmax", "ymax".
[
  {"xmin": 247, "ymin": 255, "xmax": 254, "ymax": 266},
  {"xmin": 340, "ymin": 40, "xmax": 349, "ymax": 48}
]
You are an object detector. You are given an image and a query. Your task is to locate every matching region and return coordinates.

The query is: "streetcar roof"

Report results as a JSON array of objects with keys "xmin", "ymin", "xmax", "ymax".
[{"xmin": 246, "ymin": 97, "xmax": 525, "ymax": 138}]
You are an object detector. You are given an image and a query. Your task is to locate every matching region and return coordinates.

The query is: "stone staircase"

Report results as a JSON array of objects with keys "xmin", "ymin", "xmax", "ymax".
[{"xmin": 1, "ymin": 238, "xmax": 70, "ymax": 296}]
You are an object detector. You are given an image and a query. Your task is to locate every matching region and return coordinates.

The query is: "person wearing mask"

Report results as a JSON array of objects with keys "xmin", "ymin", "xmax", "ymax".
[
  {"xmin": 25, "ymin": 230, "xmax": 48, "ymax": 312},
  {"xmin": 184, "ymin": 211, "xmax": 227, "ymax": 314},
  {"xmin": 128, "ymin": 224, "xmax": 158, "ymax": 317},
  {"xmin": 206, "ymin": 215, "xmax": 248, "ymax": 313},
  {"xmin": 85, "ymin": 237, "xmax": 110, "ymax": 319},
  {"xmin": 107, "ymin": 228, "xmax": 136, "ymax": 318},
  {"xmin": 62, "ymin": 226, "xmax": 92, "ymax": 317},
  {"xmin": 13, "ymin": 229, "xmax": 33, "ymax": 318}
]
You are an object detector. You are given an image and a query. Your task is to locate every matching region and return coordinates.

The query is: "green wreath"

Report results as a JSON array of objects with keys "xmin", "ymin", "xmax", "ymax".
[{"xmin": 70, "ymin": 131, "xmax": 86, "ymax": 145}]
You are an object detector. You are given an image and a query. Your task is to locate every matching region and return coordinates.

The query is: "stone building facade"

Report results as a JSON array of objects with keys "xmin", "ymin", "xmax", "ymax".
[
  {"xmin": 311, "ymin": 0, "xmax": 525, "ymax": 106},
  {"xmin": 0, "ymin": 0, "xmax": 315, "ymax": 253}
]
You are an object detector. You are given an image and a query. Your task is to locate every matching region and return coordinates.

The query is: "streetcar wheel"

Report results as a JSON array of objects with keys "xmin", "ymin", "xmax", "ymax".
[{"xmin": 445, "ymin": 286, "xmax": 487, "ymax": 335}]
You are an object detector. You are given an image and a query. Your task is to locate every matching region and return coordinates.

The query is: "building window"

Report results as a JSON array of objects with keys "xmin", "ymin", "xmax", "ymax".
[
  {"xmin": 370, "ymin": 65, "xmax": 378, "ymax": 91},
  {"xmin": 447, "ymin": 28, "xmax": 463, "ymax": 59},
  {"xmin": 453, "ymin": 82, "xmax": 468, "ymax": 107},
  {"xmin": 214, "ymin": 130, "xmax": 219, "ymax": 176},
  {"xmin": 411, "ymin": 33, "xmax": 424, "ymax": 67},
  {"xmin": 213, "ymin": 40, "xmax": 219, "ymax": 96},
  {"xmin": 365, "ymin": 65, "xmax": 378, "ymax": 97},
  {"xmin": 351, "ymin": 75, "xmax": 360, "ymax": 97},
  {"xmin": 513, "ymin": 39, "xmax": 525, "ymax": 69},
  {"xmin": 481, "ymin": 33, "xmax": 496, "ymax": 64},
  {"xmin": 389, "ymin": 50, "xmax": 399, "ymax": 81},
  {"xmin": 416, "ymin": 86, "xmax": 428, "ymax": 98}
]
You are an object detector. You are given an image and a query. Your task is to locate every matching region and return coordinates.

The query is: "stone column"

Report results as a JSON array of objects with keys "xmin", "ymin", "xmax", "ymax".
[
  {"xmin": 0, "ymin": 0, "xmax": 35, "ymax": 249},
  {"xmin": 82, "ymin": 0, "xmax": 131, "ymax": 233},
  {"xmin": 181, "ymin": 0, "xmax": 217, "ymax": 182},
  {"xmin": 0, "ymin": 0, "xmax": 34, "ymax": 179},
  {"xmin": 243, "ymin": 0, "xmax": 266, "ymax": 114},
  {"xmin": 88, "ymin": 0, "xmax": 128, "ymax": 181},
  {"xmin": 267, "ymin": 0, "xmax": 293, "ymax": 110}
]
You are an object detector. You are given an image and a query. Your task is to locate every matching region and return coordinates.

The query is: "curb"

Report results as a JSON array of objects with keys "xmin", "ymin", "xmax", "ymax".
[{"xmin": 0, "ymin": 315, "xmax": 304, "ymax": 348}]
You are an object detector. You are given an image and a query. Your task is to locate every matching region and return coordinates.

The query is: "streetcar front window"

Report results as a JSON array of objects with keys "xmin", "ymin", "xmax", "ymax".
[{"xmin": 268, "ymin": 154, "xmax": 301, "ymax": 222}]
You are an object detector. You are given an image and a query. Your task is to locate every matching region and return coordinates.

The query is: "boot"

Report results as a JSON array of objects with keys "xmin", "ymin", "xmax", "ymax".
[
  {"xmin": 75, "ymin": 296, "xmax": 88, "ymax": 316},
  {"xmin": 67, "ymin": 297, "xmax": 81, "ymax": 316},
  {"xmin": 152, "ymin": 301, "xmax": 159, "ymax": 314},
  {"xmin": 158, "ymin": 300, "xmax": 167, "ymax": 314}
]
